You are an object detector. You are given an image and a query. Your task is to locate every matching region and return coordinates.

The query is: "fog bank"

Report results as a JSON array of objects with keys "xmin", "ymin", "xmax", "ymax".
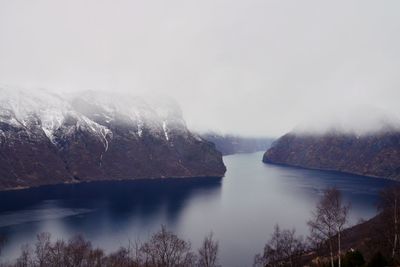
[{"xmin": 1, "ymin": 0, "xmax": 400, "ymax": 136}]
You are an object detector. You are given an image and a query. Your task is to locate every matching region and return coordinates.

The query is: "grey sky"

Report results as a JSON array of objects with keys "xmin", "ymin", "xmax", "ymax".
[{"xmin": 0, "ymin": 0, "xmax": 399, "ymax": 137}]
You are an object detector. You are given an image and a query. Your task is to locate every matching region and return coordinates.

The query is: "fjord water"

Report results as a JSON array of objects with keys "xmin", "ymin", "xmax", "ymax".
[{"xmin": 0, "ymin": 152, "xmax": 396, "ymax": 266}]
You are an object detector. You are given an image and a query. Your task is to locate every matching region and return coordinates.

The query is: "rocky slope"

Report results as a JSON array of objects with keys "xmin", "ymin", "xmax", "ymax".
[
  {"xmin": 0, "ymin": 88, "xmax": 226, "ymax": 190},
  {"xmin": 200, "ymin": 133, "xmax": 273, "ymax": 155},
  {"xmin": 263, "ymin": 131, "xmax": 400, "ymax": 180}
]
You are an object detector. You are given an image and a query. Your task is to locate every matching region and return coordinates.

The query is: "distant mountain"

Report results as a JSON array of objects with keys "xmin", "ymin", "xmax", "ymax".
[
  {"xmin": 201, "ymin": 133, "xmax": 274, "ymax": 155},
  {"xmin": 0, "ymin": 88, "xmax": 226, "ymax": 190},
  {"xmin": 263, "ymin": 131, "xmax": 400, "ymax": 180}
]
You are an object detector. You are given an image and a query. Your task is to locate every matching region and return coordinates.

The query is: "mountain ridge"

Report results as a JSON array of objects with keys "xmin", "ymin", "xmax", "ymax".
[
  {"xmin": 0, "ymin": 88, "xmax": 226, "ymax": 190},
  {"xmin": 263, "ymin": 130, "xmax": 400, "ymax": 180}
]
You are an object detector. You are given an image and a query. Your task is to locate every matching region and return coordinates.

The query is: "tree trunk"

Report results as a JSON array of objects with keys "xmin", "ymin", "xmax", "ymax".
[
  {"xmin": 394, "ymin": 198, "xmax": 398, "ymax": 258},
  {"xmin": 338, "ymin": 230, "xmax": 341, "ymax": 267},
  {"xmin": 329, "ymin": 239, "xmax": 334, "ymax": 267}
]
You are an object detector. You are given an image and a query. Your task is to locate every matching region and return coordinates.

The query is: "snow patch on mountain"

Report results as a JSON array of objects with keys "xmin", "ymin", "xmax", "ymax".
[
  {"xmin": 163, "ymin": 121, "xmax": 169, "ymax": 141},
  {"xmin": 0, "ymin": 87, "xmax": 187, "ymax": 146}
]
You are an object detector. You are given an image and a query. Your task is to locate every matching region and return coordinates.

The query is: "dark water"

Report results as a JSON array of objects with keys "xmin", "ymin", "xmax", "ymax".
[{"xmin": 0, "ymin": 152, "xmax": 396, "ymax": 266}]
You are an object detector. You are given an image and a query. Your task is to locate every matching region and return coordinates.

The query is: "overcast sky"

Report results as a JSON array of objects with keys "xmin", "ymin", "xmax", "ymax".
[{"xmin": 0, "ymin": 0, "xmax": 399, "ymax": 137}]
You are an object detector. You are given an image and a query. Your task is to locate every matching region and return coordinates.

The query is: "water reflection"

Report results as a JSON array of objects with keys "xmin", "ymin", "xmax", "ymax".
[
  {"xmin": 0, "ymin": 152, "xmax": 397, "ymax": 267},
  {"xmin": 0, "ymin": 177, "xmax": 222, "ymax": 261}
]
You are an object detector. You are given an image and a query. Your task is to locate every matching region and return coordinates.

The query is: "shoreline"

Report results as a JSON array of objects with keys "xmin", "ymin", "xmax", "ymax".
[
  {"xmin": 262, "ymin": 159, "xmax": 400, "ymax": 183},
  {"xmin": 0, "ymin": 175, "xmax": 225, "ymax": 193}
]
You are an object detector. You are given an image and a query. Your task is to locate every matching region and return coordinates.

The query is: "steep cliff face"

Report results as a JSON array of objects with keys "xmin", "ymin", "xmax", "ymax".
[
  {"xmin": 263, "ymin": 131, "xmax": 400, "ymax": 180},
  {"xmin": 0, "ymin": 88, "xmax": 226, "ymax": 190}
]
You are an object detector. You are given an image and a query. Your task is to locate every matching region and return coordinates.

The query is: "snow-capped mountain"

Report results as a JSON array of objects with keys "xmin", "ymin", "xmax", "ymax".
[{"xmin": 0, "ymin": 87, "xmax": 226, "ymax": 190}]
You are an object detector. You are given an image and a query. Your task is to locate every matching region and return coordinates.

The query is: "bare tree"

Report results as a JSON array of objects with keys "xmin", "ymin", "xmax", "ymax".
[
  {"xmin": 197, "ymin": 232, "xmax": 219, "ymax": 267},
  {"xmin": 14, "ymin": 244, "xmax": 34, "ymax": 267},
  {"xmin": 86, "ymin": 248, "xmax": 104, "ymax": 267},
  {"xmin": 308, "ymin": 188, "xmax": 349, "ymax": 267},
  {"xmin": 0, "ymin": 235, "xmax": 4, "ymax": 251},
  {"xmin": 64, "ymin": 235, "xmax": 92, "ymax": 266},
  {"xmin": 334, "ymin": 190, "xmax": 349, "ymax": 267},
  {"xmin": 35, "ymin": 232, "xmax": 51, "ymax": 267},
  {"xmin": 139, "ymin": 225, "xmax": 196, "ymax": 267},
  {"xmin": 0, "ymin": 234, "xmax": 5, "ymax": 259},
  {"xmin": 379, "ymin": 186, "xmax": 400, "ymax": 262},
  {"xmin": 7, "ymin": 227, "xmax": 221, "ymax": 267},
  {"xmin": 48, "ymin": 239, "xmax": 67, "ymax": 267},
  {"xmin": 254, "ymin": 225, "xmax": 306, "ymax": 267},
  {"xmin": 106, "ymin": 247, "xmax": 136, "ymax": 267},
  {"xmin": 19, "ymin": 232, "xmax": 105, "ymax": 267}
]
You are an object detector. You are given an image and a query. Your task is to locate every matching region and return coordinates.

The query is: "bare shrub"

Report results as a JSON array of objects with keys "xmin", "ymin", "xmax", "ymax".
[
  {"xmin": 254, "ymin": 224, "xmax": 306, "ymax": 267},
  {"xmin": 140, "ymin": 225, "xmax": 196, "ymax": 267},
  {"xmin": 6, "ymin": 226, "xmax": 220, "ymax": 267},
  {"xmin": 197, "ymin": 232, "xmax": 219, "ymax": 267}
]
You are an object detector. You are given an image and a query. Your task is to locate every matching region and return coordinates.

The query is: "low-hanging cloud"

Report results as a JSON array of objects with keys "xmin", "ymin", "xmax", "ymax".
[{"xmin": 0, "ymin": 0, "xmax": 399, "ymax": 137}]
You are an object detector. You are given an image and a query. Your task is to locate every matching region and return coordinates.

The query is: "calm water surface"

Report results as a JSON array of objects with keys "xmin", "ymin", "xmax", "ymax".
[{"xmin": 0, "ymin": 152, "xmax": 396, "ymax": 266}]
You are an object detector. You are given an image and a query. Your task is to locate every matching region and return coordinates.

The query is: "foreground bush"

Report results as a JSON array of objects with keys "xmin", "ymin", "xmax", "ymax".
[
  {"xmin": 366, "ymin": 251, "xmax": 388, "ymax": 267},
  {"xmin": 342, "ymin": 250, "xmax": 364, "ymax": 267},
  {"xmin": 253, "ymin": 225, "xmax": 306, "ymax": 267}
]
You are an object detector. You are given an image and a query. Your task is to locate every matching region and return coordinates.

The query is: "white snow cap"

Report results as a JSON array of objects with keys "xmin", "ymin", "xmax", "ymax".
[{"xmin": 0, "ymin": 86, "xmax": 187, "ymax": 141}]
